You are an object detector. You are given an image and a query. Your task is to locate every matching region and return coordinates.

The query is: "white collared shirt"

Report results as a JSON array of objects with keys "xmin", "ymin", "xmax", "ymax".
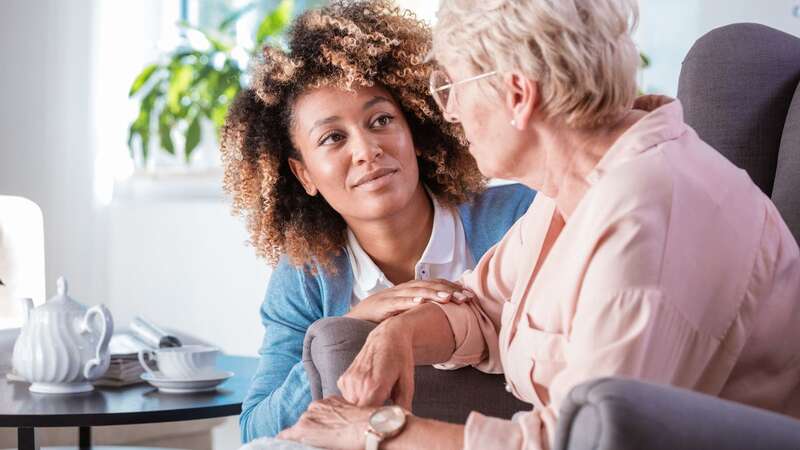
[{"xmin": 345, "ymin": 193, "xmax": 474, "ymax": 306}]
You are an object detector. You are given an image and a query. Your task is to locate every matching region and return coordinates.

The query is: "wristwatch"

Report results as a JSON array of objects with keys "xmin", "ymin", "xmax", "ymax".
[{"xmin": 364, "ymin": 405, "xmax": 407, "ymax": 450}]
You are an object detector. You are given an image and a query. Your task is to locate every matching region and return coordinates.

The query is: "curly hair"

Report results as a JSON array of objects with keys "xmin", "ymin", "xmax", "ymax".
[{"xmin": 220, "ymin": 0, "xmax": 485, "ymax": 271}]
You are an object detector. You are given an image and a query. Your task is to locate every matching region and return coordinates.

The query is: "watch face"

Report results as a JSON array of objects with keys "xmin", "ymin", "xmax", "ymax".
[{"xmin": 369, "ymin": 406, "xmax": 406, "ymax": 434}]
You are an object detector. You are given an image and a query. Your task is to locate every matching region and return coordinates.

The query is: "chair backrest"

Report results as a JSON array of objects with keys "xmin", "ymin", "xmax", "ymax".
[{"xmin": 677, "ymin": 23, "xmax": 800, "ymax": 244}]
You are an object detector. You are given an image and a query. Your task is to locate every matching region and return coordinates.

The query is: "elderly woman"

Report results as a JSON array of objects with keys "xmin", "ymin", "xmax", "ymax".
[
  {"xmin": 278, "ymin": 0, "xmax": 800, "ymax": 449},
  {"xmin": 221, "ymin": 0, "xmax": 534, "ymax": 442}
]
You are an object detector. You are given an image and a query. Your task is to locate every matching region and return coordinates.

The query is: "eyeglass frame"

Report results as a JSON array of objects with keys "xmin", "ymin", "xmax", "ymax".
[{"xmin": 429, "ymin": 70, "xmax": 498, "ymax": 121}]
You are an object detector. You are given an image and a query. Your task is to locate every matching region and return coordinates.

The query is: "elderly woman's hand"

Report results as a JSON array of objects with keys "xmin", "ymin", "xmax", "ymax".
[
  {"xmin": 337, "ymin": 319, "xmax": 416, "ymax": 409},
  {"xmin": 277, "ymin": 396, "xmax": 377, "ymax": 450},
  {"xmin": 345, "ymin": 279, "xmax": 473, "ymax": 323}
]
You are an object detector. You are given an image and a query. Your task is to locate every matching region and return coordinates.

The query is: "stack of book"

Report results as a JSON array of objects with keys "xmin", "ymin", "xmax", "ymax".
[
  {"xmin": 95, "ymin": 352, "xmax": 145, "ymax": 387},
  {"xmin": 95, "ymin": 332, "xmax": 147, "ymax": 387},
  {"xmin": 97, "ymin": 317, "xmax": 183, "ymax": 387}
]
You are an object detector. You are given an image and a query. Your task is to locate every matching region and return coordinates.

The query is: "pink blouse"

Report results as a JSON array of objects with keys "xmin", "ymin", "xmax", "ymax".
[{"xmin": 437, "ymin": 98, "xmax": 800, "ymax": 450}]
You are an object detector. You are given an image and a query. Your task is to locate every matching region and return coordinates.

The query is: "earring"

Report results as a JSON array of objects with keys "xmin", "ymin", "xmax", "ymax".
[{"xmin": 510, "ymin": 119, "xmax": 517, "ymax": 128}]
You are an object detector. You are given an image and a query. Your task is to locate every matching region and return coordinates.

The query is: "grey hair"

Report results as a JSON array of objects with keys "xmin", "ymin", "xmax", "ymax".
[{"xmin": 433, "ymin": 0, "xmax": 640, "ymax": 129}]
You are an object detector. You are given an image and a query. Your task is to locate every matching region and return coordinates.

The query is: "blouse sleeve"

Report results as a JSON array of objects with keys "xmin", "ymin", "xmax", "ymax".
[{"xmin": 433, "ymin": 205, "xmax": 536, "ymax": 373}]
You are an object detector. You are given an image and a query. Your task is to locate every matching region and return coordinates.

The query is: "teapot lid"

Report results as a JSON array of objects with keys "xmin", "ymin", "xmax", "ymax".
[{"xmin": 44, "ymin": 276, "xmax": 82, "ymax": 309}]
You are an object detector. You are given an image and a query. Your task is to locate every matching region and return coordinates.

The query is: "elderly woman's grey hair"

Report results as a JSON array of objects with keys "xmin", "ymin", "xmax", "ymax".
[{"xmin": 433, "ymin": 0, "xmax": 640, "ymax": 129}]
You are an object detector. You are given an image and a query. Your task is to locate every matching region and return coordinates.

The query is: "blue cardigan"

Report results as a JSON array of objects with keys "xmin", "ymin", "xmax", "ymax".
[{"xmin": 239, "ymin": 184, "xmax": 535, "ymax": 442}]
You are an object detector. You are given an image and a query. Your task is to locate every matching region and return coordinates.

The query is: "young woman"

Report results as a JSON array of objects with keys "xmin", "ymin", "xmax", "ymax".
[{"xmin": 220, "ymin": 0, "xmax": 534, "ymax": 441}]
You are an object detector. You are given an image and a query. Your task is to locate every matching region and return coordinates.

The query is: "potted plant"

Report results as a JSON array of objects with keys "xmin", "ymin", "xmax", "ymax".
[{"xmin": 126, "ymin": 0, "xmax": 305, "ymax": 171}]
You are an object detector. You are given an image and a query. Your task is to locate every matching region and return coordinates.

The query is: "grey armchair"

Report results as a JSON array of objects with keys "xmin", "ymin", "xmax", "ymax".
[
  {"xmin": 677, "ymin": 22, "xmax": 800, "ymax": 242},
  {"xmin": 553, "ymin": 22, "xmax": 800, "ymax": 450},
  {"xmin": 553, "ymin": 378, "xmax": 800, "ymax": 450}
]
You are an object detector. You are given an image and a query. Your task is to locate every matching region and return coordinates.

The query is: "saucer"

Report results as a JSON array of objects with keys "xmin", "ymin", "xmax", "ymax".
[{"xmin": 141, "ymin": 370, "xmax": 234, "ymax": 394}]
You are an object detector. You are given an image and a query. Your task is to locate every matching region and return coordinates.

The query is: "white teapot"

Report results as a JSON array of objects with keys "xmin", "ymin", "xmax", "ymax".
[{"xmin": 12, "ymin": 276, "xmax": 114, "ymax": 394}]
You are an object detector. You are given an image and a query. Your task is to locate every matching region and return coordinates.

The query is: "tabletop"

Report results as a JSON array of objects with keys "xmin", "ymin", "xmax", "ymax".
[{"xmin": 0, "ymin": 354, "xmax": 258, "ymax": 428}]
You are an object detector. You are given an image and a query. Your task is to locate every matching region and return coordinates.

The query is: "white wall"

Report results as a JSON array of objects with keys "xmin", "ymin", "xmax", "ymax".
[
  {"xmin": 0, "ymin": 0, "xmax": 96, "ymax": 308},
  {"xmin": 107, "ymin": 190, "xmax": 270, "ymax": 356}
]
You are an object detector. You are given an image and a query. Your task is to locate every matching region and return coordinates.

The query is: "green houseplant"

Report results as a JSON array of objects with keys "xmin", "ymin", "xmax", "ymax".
[{"xmin": 127, "ymin": 0, "xmax": 299, "ymax": 167}]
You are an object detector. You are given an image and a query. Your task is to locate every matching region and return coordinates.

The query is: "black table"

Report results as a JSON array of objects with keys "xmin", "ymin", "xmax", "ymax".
[{"xmin": 0, "ymin": 354, "xmax": 258, "ymax": 450}]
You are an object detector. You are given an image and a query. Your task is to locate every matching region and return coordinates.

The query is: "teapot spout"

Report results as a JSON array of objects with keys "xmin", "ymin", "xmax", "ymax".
[{"xmin": 19, "ymin": 298, "xmax": 33, "ymax": 324}]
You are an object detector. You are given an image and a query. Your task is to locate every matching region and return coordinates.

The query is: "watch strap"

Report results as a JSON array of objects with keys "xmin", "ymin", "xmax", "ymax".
[{"xmin": 365, "ymin": 430, "xmax": 382, "ymax": 450}]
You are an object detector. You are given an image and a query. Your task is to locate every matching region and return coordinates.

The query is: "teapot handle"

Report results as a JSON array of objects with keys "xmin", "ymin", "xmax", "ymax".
[{"xmin": 81, "ymin": 305, "xmax": 114, "ymax": 379}]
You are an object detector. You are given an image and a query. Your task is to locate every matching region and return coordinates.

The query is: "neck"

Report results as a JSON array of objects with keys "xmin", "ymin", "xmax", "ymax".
[
  {"xmin": 347, "ymin": 183, "xmax": 434, "ymax": 285},
  {"xmin": 517, "ymin": 109, "xmax": 646, "ymax": 218}
]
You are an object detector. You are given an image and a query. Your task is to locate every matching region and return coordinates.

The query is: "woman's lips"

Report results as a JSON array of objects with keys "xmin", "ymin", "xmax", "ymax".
[{"xmin": 354, "ymin": 169, "xmax": 397, "ymax": 191}]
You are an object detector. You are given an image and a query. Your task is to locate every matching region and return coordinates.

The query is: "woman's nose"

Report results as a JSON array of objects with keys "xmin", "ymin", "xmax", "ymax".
[{"xmin": 351, "ymin": 136, "xmax": 383, "ymax": 164}]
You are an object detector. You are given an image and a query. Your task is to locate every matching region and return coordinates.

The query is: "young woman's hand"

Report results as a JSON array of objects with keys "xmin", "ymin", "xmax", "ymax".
[{"xmin": 344, "ymin": 279, "xmax": 474, "ymax": 323}]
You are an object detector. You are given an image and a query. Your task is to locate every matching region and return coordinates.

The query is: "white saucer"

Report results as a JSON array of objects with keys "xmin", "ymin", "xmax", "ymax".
[{"xmin": 141, "ymin": 370, "xmax": 234, "ymax": 394}]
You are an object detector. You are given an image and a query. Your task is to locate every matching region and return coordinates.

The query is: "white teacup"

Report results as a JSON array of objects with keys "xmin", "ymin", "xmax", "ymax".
[{"xmin": 138, "ymin": 345, "xmax": 219, "ymax": 379}]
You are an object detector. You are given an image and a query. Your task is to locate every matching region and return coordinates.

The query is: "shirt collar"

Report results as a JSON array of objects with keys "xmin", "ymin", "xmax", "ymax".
[
  {"xmin": 346, "ymin": 227, "xmax": 385, "ymax": 292},
  {"xmin": 587, "ymin": 96, "xmax": 688, "ymax": 186},
  {"xmin": 418, "ymin": 191, "xmax": 456, "ymax": 265},
  {"xmin": 346, "ymin": 189, "xmax": 457, "ymax": 292}
]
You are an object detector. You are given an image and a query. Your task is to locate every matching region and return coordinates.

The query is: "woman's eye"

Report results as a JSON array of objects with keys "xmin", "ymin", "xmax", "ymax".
[
  {"xmin": 319, "ymin": 132, "xmax": 345, "ymax": 146},
  {"xmin": 371, "ymin": 114, "xmax": 394, "ymax": 128}
]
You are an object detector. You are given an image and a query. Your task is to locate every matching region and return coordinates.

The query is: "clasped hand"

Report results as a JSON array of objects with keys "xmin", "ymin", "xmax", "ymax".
[{"xmin": 345, "ymin": 278, "xmax": 473, "ymax": 323}]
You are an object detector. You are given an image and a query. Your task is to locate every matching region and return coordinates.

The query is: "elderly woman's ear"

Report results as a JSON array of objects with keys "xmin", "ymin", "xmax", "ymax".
[{"xmin": 503, "ymin": 72, "xmax": 540, "ymax": 131}]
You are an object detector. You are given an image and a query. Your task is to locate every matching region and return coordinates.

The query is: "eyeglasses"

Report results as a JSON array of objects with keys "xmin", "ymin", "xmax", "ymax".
[{"xmin": 429, "ymin": 69, "xmax": 497, "ymax": 122}]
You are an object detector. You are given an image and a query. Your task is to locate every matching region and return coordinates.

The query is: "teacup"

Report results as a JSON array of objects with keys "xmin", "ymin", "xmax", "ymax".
[{"xmin": 138, "ymin": 345, "xmax": 219, "ymax": 379}]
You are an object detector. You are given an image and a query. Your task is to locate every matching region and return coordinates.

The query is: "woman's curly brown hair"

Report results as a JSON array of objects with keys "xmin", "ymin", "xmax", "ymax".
[{"xmin": 220, "ymin": 0, "xmax": 485, "ymax": 270}]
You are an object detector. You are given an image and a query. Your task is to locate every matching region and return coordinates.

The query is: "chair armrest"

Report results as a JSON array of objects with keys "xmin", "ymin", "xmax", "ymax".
[
  {"xmin": 302, "ymin": 317, "xmax": 376, "ymax": 401},
  {"xmin": 302, "ymin": 316, "xmax": 529, "ymax": 423},
  {"xmin": 554, "ymin": 377, "xmax": 800, "ymax": 450}
]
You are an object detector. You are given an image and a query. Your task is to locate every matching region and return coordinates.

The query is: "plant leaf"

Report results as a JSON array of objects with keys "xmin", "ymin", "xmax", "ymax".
[
  {"xmin": 128, "ymin": 121, "xmax": 151, "ymax": 161},
  {"xmin": 141, "ymin": 127, "xmax": 151, "ymax": 161},
  {"xmin": 211, "ymin": 104, "xmax": 229, "ymax": 128},
  {"xmin": 185, "ymin": 114, "xmax": 201, "ymax": 160},
  {"xmin": 127, "ymin": 124, "xmax": 137, "ymax": 157},
  {"xmin": 167, "ymin": 64, "xmax": 194, "ymax": 113},
  {"xmin": 256, "ymin": 0, "xmax": 293, "ymax": 45},
  {"xmin": 639, "ymin": 52, "xmax": 651, "ymax": 69},
  {"xmin": 158, "ymin": 110, "xmax": 176, "ymax": 155},
  {"xmin": 129, "ymin": 64, "xmax": 159, "ymax": 97},
  {"xmin": 129, "ymin": 106, "xmax": 150, "ymax": 158}
]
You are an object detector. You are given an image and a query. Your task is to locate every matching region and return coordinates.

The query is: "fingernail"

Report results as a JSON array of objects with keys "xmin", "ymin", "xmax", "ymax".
[
  {"xmin": 462, "ymin": 290, "xmax": 475, "ymax": 298},
  {"xmin": 413, "ymin": 296, "xmax": 423, "ymax": 303},
  {"xmin": 437, "ymin": 291, "xmax": 451, "ymax": 299},
  {"xmin": 453, "ymin": 292, "xmax": 466, "ymax": 301}
]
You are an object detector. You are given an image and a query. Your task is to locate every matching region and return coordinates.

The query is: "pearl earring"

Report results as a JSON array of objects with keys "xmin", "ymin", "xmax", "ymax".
[{"xmin": 510, "ymin": 119, "xmax": 517, "ymax": 128}]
